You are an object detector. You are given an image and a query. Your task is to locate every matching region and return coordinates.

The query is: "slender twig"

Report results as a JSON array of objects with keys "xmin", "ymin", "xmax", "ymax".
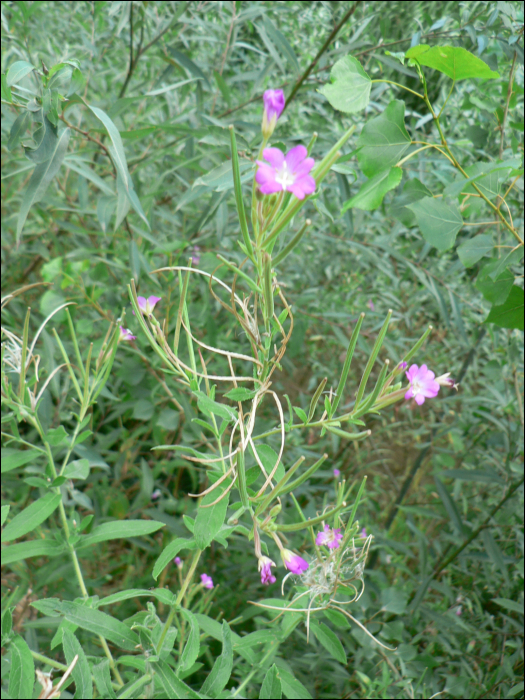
[
  {"xmin": 283, "ymin": 1, "xmax": 361, "ymax": 112},
  {"xmin": 499, "ymin": 51, "xmax": 517, "ymax": 159}
]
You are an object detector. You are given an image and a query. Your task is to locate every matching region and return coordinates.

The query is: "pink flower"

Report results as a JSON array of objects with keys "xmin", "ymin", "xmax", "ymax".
[
  {"xmin": 151, "ymin": 489, "xmax": 161, "ymax": 500},
  {"xmin": 174, "ymin": 556, "xmax": 182, "ymax": 567},
  {"xmin": 455, "ymin": 605, "xmax": 462, "ymax": 616},
  {"xmin": 333, "ymin": 468, "xmax": 340, "ymax": 477},
  {"xmin": 316, "ymin": 524, "xmax": 343, "ymax": 549},
  {"xmin": 256, "ymin": 145, "xmax": 316, "ymax": 200},
  {"xmin": 436, "ymin": 373, "xmax": 458, "ymax": 390},
  {"xmin": 404, "ymin": 364, "xmax": 440, "ymax": 406},
  {"xmin": 258, "ymin": 556, "xmax": 277, "ymax": 585},
  {"xmin": 133, "ymin": 295, "xmax": 161, "ymax": 316},
  {"xmin": 119, "ymin": 326, "xmax": 136, "ymax": 341},
  {"xmin": 262, "ymin": 89, "xmax": 285, "ymax": 138},
  {"xmin": 367, "ymin": 299, "xmax": 375, "ymax": 311},
  {"xmin": 189, "ymin": 245, "xmax": 201, "ymax": 265},
  {"xmin": 360, "ymin": 527, "xmax": 367, "ymax": 539},
  {"xmin": 200, "ymin": 574, "xmax": 214, "ymax": 589},
  {"xmin": 281, "ymin": 548, "xmax": 309, "ymax": 575}
]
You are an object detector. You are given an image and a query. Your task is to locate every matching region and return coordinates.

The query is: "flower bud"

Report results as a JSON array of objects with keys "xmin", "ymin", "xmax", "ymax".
[{"xmin": 261, "ymin": 89, "xmax": 285, "ymax": 139}]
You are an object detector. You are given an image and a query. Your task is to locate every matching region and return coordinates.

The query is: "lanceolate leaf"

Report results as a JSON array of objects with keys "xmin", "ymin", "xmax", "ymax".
[
  {"xmin": 194, "ymin": 477, "xmax": 231, "ymax": 550},
  {"xmin": 357, "ymin": 100, "xmax": 411, "ymax": 177},
  {"xmin": 7, "ymin": 110, "xmax": 31, "ymax": 152},
  {"xmin": 319, "ymin": 55, "xmax": 371, "ymax": 114},
  {"xmin": 152, "ymin": 537, "xmax": 197, "ymax": 581},
  {"xmin": 342, "ymin": 167, "xmax": 402, "ymax": 212},
  {"xmin": 62, "ymin": 629, "xmax": 93, "ymax": 700},
  {"xmin": 200, "ymin": 621, "xmax": 233, "ymax": 697},
  {"xmin": 75, "ymin": 519, "xmax": 165, "ymax": 549},
  {"xmin": 17, "ymin": 127, "xmax": 70, "ymax": 243},
  {"xmin": 8, "ymin": 635, "xmax": 34, "ymax": 700},
  {"xmin": 6, "ymin": 60, "xmax": 35, "ymax": 86},
  {"xmin": 1, "ymin": 491, "xmax": 62, "ymax": 543},
  {"xmin": 1, "ymin": 539, "xmax": 65, "ymax": 565}
]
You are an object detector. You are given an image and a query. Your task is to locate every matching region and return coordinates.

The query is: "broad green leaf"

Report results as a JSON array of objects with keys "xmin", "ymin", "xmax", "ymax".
[
  {"xmin": 63, "ymin": 458, "xmax": 90, "ymax": 480},
  {"xmin": 1, "ymin": 492, "xmax": 62, "ymax": 543},
  {"xmin": 1, "ymin": 448, "xmax": 42, "ymax": 473},
  {"xmin": 260, "ymin": 665, "xmax": 282, "ymax": 699},
  {"xmin": 152, "ymin": 538, "xmax": 197, "ymax": 581},
  {"xmin": 92, "ymin": 660, "xmax": 116, "ymax": 700},
  {"xmin": 323, "ymin": 609, "xmax": 350, "ymax": 628},
  {"xmin": 194, "ymin": 477, "xmax": 231, "ymax": 550},
  {"xmin": 8, "ymin": 635, "xmax": 34, "ymax": 699},
  {"xmin": 97, "ymin": 588, "xmax": 176, "ymax": 608},
  {"xmin": 255, "ymin": 443, "xmax": 285, "ymax": 482},
  {"xmin": 342, "ymin": 167, "xmax": 402, "ymax": 212},
  {"xmin": 62, "ymin": 629, "xmax": 93, "ymax": 699},
  {"xmin": 1, "ymin": 505, "xmax": 9, "ymax": 527},
  {"xmin": 178, "ymin": 608, "xmax": 200, "ymax": 673},
  {"xmin": 493, "ymin": 598, "xmax": 524, "ymax": 615},
  {"xmin": 17, "ymin": 127, "xmax": 70, "ymax": 243},
  {"xmin": 319, "ymin": 55, "xmax": 371, "ymax": 114},
  {"xmin": 154, "ymin": 658, "xmax": 202, "ymax": 699},
  {"xmin": 31, "ymin": 599, "xmax": 139, "ymax": 650},
  {"xmin": 406, "ymin": 45, "xmax": 499, "ymax": 80},
  {"xmin": 357, "ymin": 100, "xmax": 411, "ymax": 177},
  {"xmin": 200, "ymin": 620, "xmax": 233, "ymax": 697},
  {"xmin": 389, "ymin": 178, "xmax": 433, "ymax": 226},
  {"xmin": 381, "ymin": 587, "xmax": 408, "ymax": 614},
  {"xmin": 445, "ymin": 159, "xmax": 520, "ymax": 198},
  {"xmin": 6, "ymin": 60, "xmax": 35, "ymax": 86},
  {"xmin": 7, "ymin": 111, "xmax": 31, "ymax": 152},
  {"xmin": 76, "ymin": 519, "xmax": 165, "ymax": 549},
  {"xmin": 457, "ymin": 234, "xmax": 493, "ymax": 267},
  {"xmin": 309, "ymin": 620, "xmax": 347, "ymax": 664},
  {"xmin": 46, "ymin": 425, "xmax": 69, "ymax": 446},
  {"xmin": 488, "ymin": 246, "xmax": 524, "ymax": 281},
  {"xmin": 407, "ymin": 197, "xmax": 463, "ymax": 251},
  {"xmin": 224, "ymin": 387, "xmax": 258, "ymax": 402},
  {"xmin": 475, "ymin": 262, "xmax": 514, "ymax": 305},
  {"xmin": 277, "ymin": 667, "xmax": 312, "ymax": 700},
  {"xmin": 485, "ymin": 285, "xmax": 524, "ymax": 331},
  {"xmin": 2, "ymin": 539, "xmax": 65, "ymax": 565}
]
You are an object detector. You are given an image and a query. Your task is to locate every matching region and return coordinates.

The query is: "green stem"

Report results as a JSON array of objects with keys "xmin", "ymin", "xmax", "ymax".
[{"xmin": 372, "ymin": 79, "xmax": 424, "ymax": 100}]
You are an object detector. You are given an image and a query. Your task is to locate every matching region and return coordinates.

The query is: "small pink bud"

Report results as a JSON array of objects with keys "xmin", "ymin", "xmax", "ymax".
[{"xmin": 200, "ymin": 573, "xmax": 214, "ymax": 589}]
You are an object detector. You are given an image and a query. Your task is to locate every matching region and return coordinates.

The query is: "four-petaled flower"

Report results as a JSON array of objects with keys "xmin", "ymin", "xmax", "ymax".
[
  {"xmin": 133, "ymin": 295, "xmax": 161, "ymax": 316},
  {"xmin": 200, "ymin": 574, "xmax": 214, "ymax": 589},
  {"xmin": 404, "ymin": 364, "xmax": 440, "ymax": 405},
  {"xmin": 119, "ymin": 326, "xmax": 136, "ymax": 342},
  {"xmin": 262, "ymin": 89, "xmax": 285, "ymax": 138},
  {"xmin": 256, "ymin": 145, "xmax": 316, "ymax": 200},
  {"xmin": 258, "ymin": 556, "xmax": 277, "ymax": 585},
  {"xmin": 281, "ymin": 548, "xmax": 309, "ymax": 574},
  {"xmin": 315, "ymin": 524, "xmax": 343, "ymax": 550}
]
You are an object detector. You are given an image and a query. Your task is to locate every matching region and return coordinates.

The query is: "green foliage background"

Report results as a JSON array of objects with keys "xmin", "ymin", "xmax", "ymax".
[{"xmin": 1, "ymin": 1, "xmax": 524, "ymax": 698}]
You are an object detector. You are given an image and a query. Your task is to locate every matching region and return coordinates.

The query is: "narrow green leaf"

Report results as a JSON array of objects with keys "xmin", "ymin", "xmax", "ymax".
[
  {"xmin": 1, "ymin": 505, "xmax": 9, "ymax": 527},
  {"xmin": 194, "ymin": 477, "xmax": 231, "ymax": 550},
  {"xmin": 406, "ymin": 45, "xmax": 499, "ymax": 80},
  {"xmin": 31, "ymin": 599, "xmax": 139, "ymax": 651},
  {"xmin": 457, "ymin": 234, "xmax": 493, "ymax": 267},
  {"xmin": 224, "ymin": 387, "xmax": 257, "ymax": 402},
  {"xmin": 7, "ymin": 111, "xmax": 31, "ymax": 152},
  {"xmin": 319, "ymin": 55, "xmax": 372, "ymax": 114},
  {"xmin": 260, "ymin": 665, "xmax": 282, "ymax": 699},
  {"xmin": 309, "ymin": 620, "xmax": 347, "ymax": 664},
  {"xmin": 178, "ymin": 608, "xmax": 200, "ymax": 673},
  {"xmin": 154, "ymin": 658, "xmax": 202, "ymax": 699},
  {"xmin": 342, "ymin": 167, "xmax": 402, "ymax": 211},
  {"xmin": 493, "ymin": 598, "xmax": 524, "ymax": 615},
  {"xmin": 92, "ymin": 659, "xmax": 116, "ymax": 700},
  {"xmin": 200, "ymin": 620, "xmax": 233, "ymax": 697},
  {"xmin": 357, "ymin": 100, "xmax": 411, "ymax": 177},
  {"xmin": 168, "ymin": 48, "xmax": 210, "ymax": 88},
  {"xmin": 1, "ymin": 539, "xmax": 65, "ymax": 565},
  {"xmin": 17, "ymin": 127, "xmax": 70, "ymax": 243},
  {"xmin": 407, "ymin": 196, "xmax": 463, "ymax": 251},
  {"xmin": 1, "ymin": 448, "xmax": 42, "ymax": 474},
  {"xmin": 262, "ymin": 16, "xmax": 300, "ymax": 73},
  {"xmin": 152, "ymin": 538, "xmax": 197, "ymax": 581},
  {"xmin": 62, "ymin": 629, "xmax": 93, "ymax": 699},
  {"xmin": 6, "ymin": 60, "xmax": 35, "ymax": 86},
  {"xmin": 76, "ymin": 519, "xmax": 165, "ymax": 549},
  {"xmin": 195, "ymin": 391, "xmax": 237, "ymax": 422},
  {"xmin": 485, "ymin": 285, "xmax": 524, "ymax": 330},
  {"xmin": 8, "ymin": 635, "xmax": 34, "ymax": 699},
  {"xmin": 1, "ymin": 492, "xmax": 62, "ymax": 543},
  {"xmin": 277, "ymin": 667, "xmax": 312, "ymax": 700},
  {"xmin": 434, "ymin": 477, "xmax": 466, "ymax": 535},
  {"xmin": 97, "ymin": 588, "xmax": 176, "ymax": 608}
]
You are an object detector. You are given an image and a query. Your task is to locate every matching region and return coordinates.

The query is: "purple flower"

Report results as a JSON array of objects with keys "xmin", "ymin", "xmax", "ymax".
[
  {"xmin": 404, "ymin": 364, "xmax": 440, "ymax": 406},
  {"xmin": 367, "ymin": 299, "xmax": 375, "ymax": 311},
  {"xmin": 119, "ymin": 326, "xmax": 136, "ymax": 341},
  {"xmin": 256, "ymin": 145, "xmax": 315, "ymax": 200},
  {"xmin": 151, "ymin": 489, "xmax": 161, "ymax": 500},
  {"xmin": 189, "ymin": 246, "xmax": 201, "ymax": 265},
  {"xmin": 315, "ymin": 524, "xmax": 343, "ymax": 550},
  {"xmin": 360, "ymin": 527, "xmax": 367, "ymax": 539},
  {"xmin": 436, "ymin": 372, "xmax": 458, "ymax": 390},
  {"xmin": 398, "ymin": 362, "xmax": 408, "ymax": 370},
  {"xmin": 333, "ymin": 468, "xmax": 341, "ymax": 477},
  {"xmin": 133, "ymin": 295, "xmax": 161, "ymax": 316},
  {"xmin": 281, "ymin": 548, "xmax": 309, "ymax": 574},
  {"xmin": 262, "ymin": 89, "xmax": 285, "ymax": 138},
  {"xmin": 200, "ymin": 574, "xmax": 214, "ymax": 589},
  {"xmin": 258, "ymin": 556, "xmax": 277, "ymax": 585},
  {"xmin": 174, "ymin": 556, "xmax": 182, "ymax": 567}
]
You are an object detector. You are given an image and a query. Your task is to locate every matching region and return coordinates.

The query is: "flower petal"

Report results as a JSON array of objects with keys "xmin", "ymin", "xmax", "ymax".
[{"xmin": 262, "ymin": 147, "xmax": 285, "ymax": 169}]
